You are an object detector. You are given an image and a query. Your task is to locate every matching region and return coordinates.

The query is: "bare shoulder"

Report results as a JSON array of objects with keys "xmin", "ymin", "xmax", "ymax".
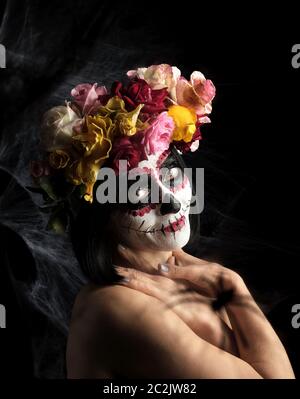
[
  {"xmin": 67, "ymin": 283, "xmax": 155, "ymax": 378},
  {"xmin": 67, "ymin": 283, "xmax": 180, "ymax": 377},
  {"xmin": 71, "ymin": 282, "xmax": 163, "ymax": 322}
]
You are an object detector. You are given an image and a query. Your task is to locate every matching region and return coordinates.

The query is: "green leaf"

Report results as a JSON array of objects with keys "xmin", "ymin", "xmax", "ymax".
[
  {"xmin": 39, "ymin": 176, "xmax": 59, "ymax": 200},
  {"xmin": 46, "ymin": 209, "xmax": 68, "ymax": 234},
  {"xmin": 76, "ymin": 183, "xmax": 86, "ymax": 198}
]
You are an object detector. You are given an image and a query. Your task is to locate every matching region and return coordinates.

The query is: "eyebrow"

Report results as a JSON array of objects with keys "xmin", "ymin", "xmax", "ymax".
[
  {"xmin": 127, "ymin": 155, "xmax": 181, "ymax": 179},
  {"xmin": 160, "ymin": 153, "xmax": 182, "ymax": 170}
]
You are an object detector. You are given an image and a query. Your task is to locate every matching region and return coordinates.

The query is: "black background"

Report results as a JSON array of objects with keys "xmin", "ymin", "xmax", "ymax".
[{"xmin": 0, "ymin": 0, "xmax": 300, "ymax": 381}]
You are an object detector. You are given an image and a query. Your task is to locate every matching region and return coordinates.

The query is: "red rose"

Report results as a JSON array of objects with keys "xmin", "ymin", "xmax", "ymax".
[
  {"xmin": 109, "ymin": 132, "xmax": 147, "ymax": 174},
  {"xmin": 111, "ymin": 78, "xmax": 168, "ymax": 116}
]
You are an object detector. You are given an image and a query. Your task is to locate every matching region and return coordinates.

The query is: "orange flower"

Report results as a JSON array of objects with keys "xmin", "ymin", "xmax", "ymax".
[{"xmin": 168, "ymin": 105, "xmax": 197, "ymax": 143}]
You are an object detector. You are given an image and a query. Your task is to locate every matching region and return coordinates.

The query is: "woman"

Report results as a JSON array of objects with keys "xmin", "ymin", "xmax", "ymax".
[
  {"xmin": 66, "ymin": 150, "xmax": 295, "ymax": 379},
  {"xmin": 30, "ymin": 64, "xmax": 294, "ymax": 378}
]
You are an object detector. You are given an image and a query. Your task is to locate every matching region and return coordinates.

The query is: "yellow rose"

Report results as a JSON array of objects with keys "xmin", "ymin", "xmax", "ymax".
[
  {"xmin": 102, "ymin": 96, "xmax": 127, "ymax": 114},
  {"xmin": 49, "ymin": 149, "xmax": 70, "ymax": 169},
  {"xmin": 168, "ymin": 105, "xmax": 197, "ymax": 143},
  {"xmin": 72, "ymin": 115, "xmax": 114, "ymax": 154},
  {"xmin": 115, "ymin": 104, "xmax": 144, "ymax": 136},
  {"xmin": 66, "ymin": 160, "xmax": 98, "ymax": 202},
  {"xmin": 65, "ymin": 114, "xmax": 116, "ymax": 202},
  {"xmin": 96, "ymin": 96, "xmax": 145, "ymax": 136},
  {"xmin": 64, "ymin": 97, "xmax": 146, "ymax": 202}
]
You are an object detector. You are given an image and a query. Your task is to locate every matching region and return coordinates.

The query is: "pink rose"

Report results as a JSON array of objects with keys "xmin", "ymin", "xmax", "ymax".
[
  {"xmin": 176, "ymin": 71, "xmax": 216, "ymax": 116},
  {"xmin": 141, "ymin": 112, "xmax": 175, "ymax": 155},
  {"xmin": 71, "ymin": 83, "xmax": 108, "ymax": 115},
  {"xmin": 30, "ymin": 160, "xmax": 52, "ymax": 178}
]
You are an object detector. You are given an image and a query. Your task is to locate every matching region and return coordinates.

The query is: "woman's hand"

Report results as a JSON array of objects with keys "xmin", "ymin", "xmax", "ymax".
[
  {"xmin": 114, "ymin": 246, "xmax": 295, "ymax": 378},
  {"xmin": 114, "ymin": 246, "xmax": 239, "ymax": 355},
  {"xmin": 170, "ymin": 248, "xmax": 245, "ymax": 297},
  {"xmin": 166, "ymin": 251, "xmax": 294, "ymax": 378}
]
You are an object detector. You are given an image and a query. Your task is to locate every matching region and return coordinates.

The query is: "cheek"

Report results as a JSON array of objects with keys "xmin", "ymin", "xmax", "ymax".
[
  {"xmin": 170, "ymin": 175, "xmax": 190, "ymax": 194},
  {"xmin": 110, "ymin": 207, "xmax": 158, "ymax": 233},
  {"xmin": 126, "ymin": 209, "xmax": 157, "ymax": 229},
  {"xmin": 109, "ymin": 208, "xmax": 161, "ymax": 249},
  {"xmin": 126, "ymin": 204, "xmax": 156, "ymax": 217},
  {"xmin": 173, "ymin": 177, "xmax": 192, "ymax": 207}
]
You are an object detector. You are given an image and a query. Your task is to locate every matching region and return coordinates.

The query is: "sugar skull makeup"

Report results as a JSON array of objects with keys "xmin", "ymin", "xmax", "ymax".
[
  {"xmin": 109, "ymin": 148, "xmax": 192, "ymax": 251},
  {"xmin": 31, "ymin": 63, "xmax": 215, "ymax": 240}
]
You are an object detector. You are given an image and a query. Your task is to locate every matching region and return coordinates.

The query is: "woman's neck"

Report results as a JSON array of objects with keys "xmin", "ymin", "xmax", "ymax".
[{"xmin": 112, "ymin": 246, "xmax": 172, "ymax": 274}]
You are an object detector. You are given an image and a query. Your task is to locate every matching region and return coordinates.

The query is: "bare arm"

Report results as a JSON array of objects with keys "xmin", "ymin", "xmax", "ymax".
[
  {"xmin": 155, "ymin": 249, "xmax": 296, "ymax": 379},
  {"xmin": 94, "ymin": 286, "xmax": 263, "ymax": 378},
  {"xmin": 111, "ymin": 247, "xmax": 295, "ymax": 379},
  {"xmin": 225, "ymin": 277, "xmax": 295, "ymax": 378}
]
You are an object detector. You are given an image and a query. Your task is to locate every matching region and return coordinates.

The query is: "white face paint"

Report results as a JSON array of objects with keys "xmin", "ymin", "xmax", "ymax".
[{"xmin": 109, "ymin": 150, "xmax": 192, "ymax": 251}]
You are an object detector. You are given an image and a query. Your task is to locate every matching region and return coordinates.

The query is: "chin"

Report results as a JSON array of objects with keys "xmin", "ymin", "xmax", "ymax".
[{"xmin": 157, "ymin": 228, "xmax": 191, "ymax": 251}]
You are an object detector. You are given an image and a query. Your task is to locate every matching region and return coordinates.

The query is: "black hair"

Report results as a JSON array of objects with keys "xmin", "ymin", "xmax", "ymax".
[{"xmin": 70, "ymin": 145, "xmax": 200, "ymax": 285}]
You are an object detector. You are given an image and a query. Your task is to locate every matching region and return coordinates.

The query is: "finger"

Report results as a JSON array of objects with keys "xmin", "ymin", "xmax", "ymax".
[
  {"xmin": 172, "ymin": 249, "xmax": 209, "ymax": 266},
  {"xmin": 171, "ymin": 249, "xmax": 192, "ymax": 266},
  {"xmin": 167, "ymin": 255, "xmax": 176, "ymax": 266},
  {"xmin": 114, "ymin": 265, "xmax": 157, "ymax": 281},
  {"xmin": 116, "ymin": 269, "xmax": 165, "ymax": 301},
  {"xmin": 159, "ymin": 262, "xmax": 200, "ymax": 278},
  {"xmin": 166, "ymin": 251, "xmax": 195, "ymax": 266},
  {"xmin": 114, "ymin": 265, "xmax": 133, "ymax": 279},
  {"xmin": 158, "ymin": 263, "xmax": 216, "ymax": 297}
]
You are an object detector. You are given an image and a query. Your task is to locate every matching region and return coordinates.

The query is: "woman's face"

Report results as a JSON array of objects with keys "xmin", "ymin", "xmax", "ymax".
[{"xmin": 109, "ymin": 150, "xmax": 192, "ymax": 251}]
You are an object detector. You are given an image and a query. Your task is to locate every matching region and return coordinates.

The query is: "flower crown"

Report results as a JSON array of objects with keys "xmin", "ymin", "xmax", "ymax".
[{"xmin": 29, "ymin": 64, "xmax": 215, "ymax": 230}]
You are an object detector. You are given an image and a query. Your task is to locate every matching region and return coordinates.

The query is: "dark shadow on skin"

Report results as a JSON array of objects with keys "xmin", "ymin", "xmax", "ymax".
[{"xmin": 154, "ymin": 274, "xmax": 265, "ymax": 352}]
